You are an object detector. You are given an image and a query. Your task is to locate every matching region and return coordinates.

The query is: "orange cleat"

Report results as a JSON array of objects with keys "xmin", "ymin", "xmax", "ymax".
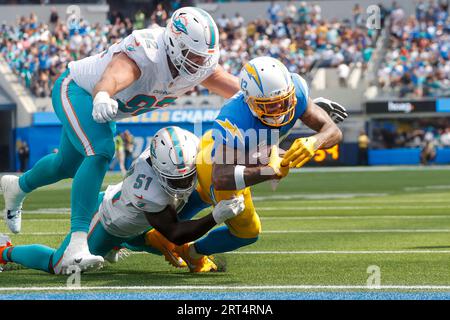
[
  {"xmin": 0, "ymin": 234, "xmax": 12, "ymax": 265},
  {"xmin": 145, "ymin": 229, "xmax": 187, "ymax": 268},
  {"xmin": 174, "ymin": 243, "xmax": 217, "ymax": 273}
]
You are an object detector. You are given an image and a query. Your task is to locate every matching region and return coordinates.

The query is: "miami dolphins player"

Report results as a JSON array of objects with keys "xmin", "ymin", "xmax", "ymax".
[
  {"xmin": 143, "ymin": 56, "xmax": 344, "ymax": 271},
  {"xmin": 0, "ymin": 127, "xmax": 244, "ymax": 274},
  {"xmin": 0, "ymin": 7, "xmax": 241, "ymax": 271}
]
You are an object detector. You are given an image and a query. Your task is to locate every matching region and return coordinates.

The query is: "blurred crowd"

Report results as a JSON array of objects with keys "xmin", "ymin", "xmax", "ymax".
[
  {"xmin": 0, "ymin": 1, "xmax": 376, "ymax": 98},
  {"xmin": 372, "ymin": 118, "xmax": 450, "ymax": 150},
  {"xmin": 0, "ymin": 1, "xmax": 448, "ymax": 100},
  {"xmin": 377, "ymin": 0, "xmax": 450, "ymax": 98},
  {"xmin": 216, "ymin": 1, "xmax": 376, "ymax": 78}
]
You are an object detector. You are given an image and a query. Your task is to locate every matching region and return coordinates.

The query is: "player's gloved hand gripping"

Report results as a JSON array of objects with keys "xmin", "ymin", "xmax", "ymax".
[
  {"xmin": 268, "ymin": 145, "xmax": 289, "ymax": 179},
  {"xmin": 313, "ymin": 97, "xmax": 348, "ymax": 124},
  {"xmin": 92, "ymin": 91, "xmax": 119, "ymax": 123},
  {"xmin": 282, "ymin": 136, "xmax": 318, "ymax": 169},
  {"xmin": 212, "ymin": 196, "xmax": 245, "ymax": 225}
]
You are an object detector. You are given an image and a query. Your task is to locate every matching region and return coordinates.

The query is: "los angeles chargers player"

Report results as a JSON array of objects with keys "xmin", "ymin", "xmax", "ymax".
[
  {"xmin": 0, "ymin": 127, "xmax": 244, "ymax": 274},
  {"xmin": 0, "ymin": 7, "xmax": 241, "ymax": 272},
  {"xmin": 143, "ymin": 56, "xmax": 344, "ymax": 272}
]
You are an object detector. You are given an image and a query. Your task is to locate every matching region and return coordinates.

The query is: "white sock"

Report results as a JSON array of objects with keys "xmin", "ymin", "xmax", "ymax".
[{"xmin": 67, "ymin": 231, "xmax": 89, "ymax": 254}]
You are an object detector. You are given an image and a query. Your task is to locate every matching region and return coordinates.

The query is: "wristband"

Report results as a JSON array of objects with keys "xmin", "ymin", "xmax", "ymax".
[{"xmin": 234, "ymin": 165, "xmax": 246, "ymax": 190}]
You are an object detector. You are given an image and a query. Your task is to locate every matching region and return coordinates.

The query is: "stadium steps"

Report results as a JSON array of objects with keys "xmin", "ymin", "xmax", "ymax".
[
  {"xmin": 0, "ymin": 57, "xmax": 37, "ymax": 127},
  {"xmin": 311, "ymin": 67, "xmax": 365, "ymax": 113}
]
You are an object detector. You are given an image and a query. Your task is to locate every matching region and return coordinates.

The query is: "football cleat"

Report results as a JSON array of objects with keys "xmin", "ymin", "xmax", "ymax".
[
  {"xmin": 0, "ymin": 234, "xmax": 12, "ymax": 265},
  {"xmin": 104, "ymin": 247, "xmax": 131, "ymax": 264},
  {"xmin": 55, "ymin": 236, "xmax": 104, "ymax": 275},
  {"xmin": 145, "ymin": 229, "xmax": 187, "ymax": 268},
  {"xmin": 0, "ymin": 175, "xmax": 27, "ymax": 234},
  {"xmin": 58, "ymin": 251, "xmax": 104, "ymax": 275},
  {"xmin": 174, "ymin": 243, "xmax": 217, "ymax": 273}
]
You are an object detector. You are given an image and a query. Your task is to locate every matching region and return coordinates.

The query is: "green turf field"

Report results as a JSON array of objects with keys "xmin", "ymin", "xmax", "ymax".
[{"xmin": 1, "ymin": 167, "xmax": 450, "ymax": 296}]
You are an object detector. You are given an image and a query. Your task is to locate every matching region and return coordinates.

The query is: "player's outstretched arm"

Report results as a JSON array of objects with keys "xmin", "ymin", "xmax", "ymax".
[
  {"xmin": 282, "ymin": 98, "xmax": 343, "ymax": 168},
  {"xmin": 201, "ymin": 65, "xmax": 240, "ymax": 99},
  {"xmin": 144, "ymin": 197, "xmax": 244, "ymax": 245}
]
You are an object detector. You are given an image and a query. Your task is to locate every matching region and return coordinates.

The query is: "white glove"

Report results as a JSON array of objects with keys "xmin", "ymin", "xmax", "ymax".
[
  {"xmin": 212, "ymin": 195, "xmax": 245, "ymax": 225},
  {"xmin": 313, "ymin": 97, "xmax": 348, "ymax": 124},
  {"xmin": 92, "ymin": 91, "xmax": 118, "ymax": 123}
]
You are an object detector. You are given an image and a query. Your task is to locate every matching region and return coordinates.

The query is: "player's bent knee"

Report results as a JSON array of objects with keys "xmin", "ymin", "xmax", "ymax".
[{"xmin": 91, "ymin": 139, "xmax": 116, "ymax": 161}]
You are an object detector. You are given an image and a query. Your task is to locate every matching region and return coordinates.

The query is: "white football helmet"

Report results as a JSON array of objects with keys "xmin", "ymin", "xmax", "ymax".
[
  {"xmin": 150, "ymin": 126, "xmax": 199, "ymax": 200},
  {"xmin": 164, "ymin": 7, "xmax": 220, "ymax": 82},
  {"xmin": 239, "ymin": 56, "xmax": 298, "ymax": 127}
]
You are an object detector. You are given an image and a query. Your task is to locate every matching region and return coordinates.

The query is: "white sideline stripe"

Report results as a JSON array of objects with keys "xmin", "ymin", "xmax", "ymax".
[
  {"xmin": 3, "ymin": 232, "xmax": 66, "ymax": 236},
  {"xmin": 262, "ymin": 229, "xmax": 450, "ymax": 233},
  {"xmin": 5, "ymin": 229, "xmax": 450, "ymax": 236},
  {"xmin": 61, "ymin": 76, "xmax": 95, "ymax": 156},
  {"xmin": 1, "ymin": 285, "xmax": 450, "ymax": 292},
  {"xmin": 261, "ymin": 215, "xmax": 450, "ymax": 220},
  {"xmin": 23, "ymin": 208, "xmax": 70, "ymax": 215},
  {"xmin": 14, "ymin": 215, "xmax": 450, "ymax": 223},
  {"xmin": 259, "ymin": 205, "xmax": 450, "ymax": 211},
  {"xmin": 20, "ymin": 205, "xmax": 450, "ymax": 215},
  {"xmin": 129, "ymin": 250, "xmax": 450, "ymax": 255},
  {"xmin": 253, "ymin": 193, "xmax": 388, "ymax": 201},
  {"xmin": 223, "ymin": 250, "xmax": 450, "ymax": 255}
]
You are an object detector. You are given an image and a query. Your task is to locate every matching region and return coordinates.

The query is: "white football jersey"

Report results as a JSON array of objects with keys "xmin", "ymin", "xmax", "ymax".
[
  {"xmin": 99, "ymin": 148, "xmax": 187, "ymax": 238},
  {"xmin": 68, "ymin": 27, "xmax": 217, "ymax": 120}
]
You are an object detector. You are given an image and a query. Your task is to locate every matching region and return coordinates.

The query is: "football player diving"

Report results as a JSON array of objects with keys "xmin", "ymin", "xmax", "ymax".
[
  {"xmin": 0, "ymin": 127, "xmax": 245, "ymax": 274},
  {"xmin": 134, "ymin": 56, "xmax": 347, "ymax": 272}
]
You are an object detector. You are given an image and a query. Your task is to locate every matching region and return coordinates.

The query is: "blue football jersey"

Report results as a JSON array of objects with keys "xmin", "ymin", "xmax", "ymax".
[{"xmin": 211, "ymin": 73, "xmax": 309, "ymax": 154}]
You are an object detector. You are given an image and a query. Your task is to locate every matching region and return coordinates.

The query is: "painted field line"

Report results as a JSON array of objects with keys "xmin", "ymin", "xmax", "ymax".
[
  {"xmin": 259, "ymin": 205, "xmax": 450, "ymax": 211},
  {"xmin": 258, "ymin": 199, "xmax": 450, "ymax": 204},
  {"xmin": 223, "ymin": 250, "xmax": 450, "ymax": 255},
  {"xmin": 9, "ymin": 228, "xmax": 450, "ymax": 236},
  {"xmin": 17, "ymin": 219, "xmax": 68, "ymax": 222},
  {"xmin": 4, "ymin": 229, "xmax": 450, "ymax": 236},
  {"xmin": 260, "ymin": 215, "xmax": 450, "ymax": 220},
  {"xmin": 2, "ymin": 285, "xmax": 450, "ymax": 292},
  {"xmin": 128, "ymin": 249, "xmax": 450, "ymax": 255},
  {"xmin": 262, "ymin": 229, "xmax": 450, "ymax": 233},
  {"xmin": 253, "ymin": 193, "xmax": 388, "ymax": 201},
  {"xmin": 16, "ymin": 215, "xmax": 450, "ymax": 223},
  {"xmin": 1, "ymin": 232, "xmax": 66, "ymax": 236}
]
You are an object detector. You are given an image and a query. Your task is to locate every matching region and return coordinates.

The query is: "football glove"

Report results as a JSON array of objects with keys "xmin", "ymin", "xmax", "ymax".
[
  {"xmin": 313, "ymin": 97, "xmax": 348, "ymax": 124},
  {"xmin": 281, "ymin": 136, "xmax": 318, "ymax": 168},
  {"xmin": 92, "ymin": 91, "xmax": 118, "ymax": 123},
  {"xmin": 212, "ymin": 196, "xmax": 245, "ymax": 225},
  {"xmin": 268, "ymin": 145, "xmax": 289, "ymax": 178}
]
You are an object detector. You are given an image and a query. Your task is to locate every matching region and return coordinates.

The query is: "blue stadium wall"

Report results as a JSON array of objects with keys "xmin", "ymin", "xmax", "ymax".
[
  {"xmin": 369, "ymin": 148, "xmax": 450, "ymax": 165},
  {"xmin": 15, "ymin": 109, "xmax": 220, "ymax": 171},
  {"xmin": 14, "ymin": 109, "xmax": 362, "ymax": 171}
]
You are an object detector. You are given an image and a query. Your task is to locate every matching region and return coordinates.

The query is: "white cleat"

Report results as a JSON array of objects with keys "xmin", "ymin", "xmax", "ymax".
[
  {"xmin": 59, "ymin": 250, "xmax": 105, "ymax": 275},
  {"xmin": 55, "ymin": 232, "xmax": 105, "ymax": 275},
  {"xmin": 0, "ymin": 175, "xmax": 27, "ymax": 234}
]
